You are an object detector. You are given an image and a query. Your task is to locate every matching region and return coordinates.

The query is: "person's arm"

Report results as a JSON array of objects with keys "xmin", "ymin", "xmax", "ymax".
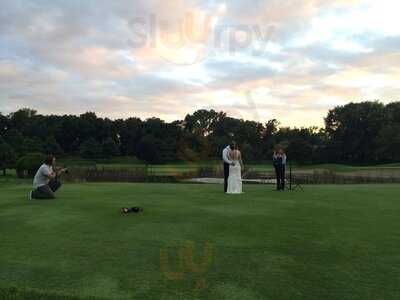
[
  {"xmin": 54, "ymin": 167, "xmax": 68, "ymax": 176},
  {"xmin": 43, "ymin": 166, "xmax": 56, "ymax": 180},
  {"xmin": 239, "ymin": 152, "xmax": 244, "ymax": 169},
  {"xmin": 223, "ymin": 148, "xmax": 233, "ymax": 164},
  {"xmin": 282, "ymin": 154, "xmax": 287, "ymax": 165}
]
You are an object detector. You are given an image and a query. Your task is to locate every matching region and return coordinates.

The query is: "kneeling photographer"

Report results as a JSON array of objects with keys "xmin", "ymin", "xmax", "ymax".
[{"xmin": 29, "ymin": 155, "xmax": 68, "ymax": 200}]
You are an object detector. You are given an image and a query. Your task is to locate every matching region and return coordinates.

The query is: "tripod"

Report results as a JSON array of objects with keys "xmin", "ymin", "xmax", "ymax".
[{"xmin": 288, "ymin": 161, "xmax": 304, "ymax": 191}]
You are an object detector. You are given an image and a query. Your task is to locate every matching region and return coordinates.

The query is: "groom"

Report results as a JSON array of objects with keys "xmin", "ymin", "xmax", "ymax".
[{"xmin": 222, "ymin": 142, "xmax": 235, "ymax": 193}]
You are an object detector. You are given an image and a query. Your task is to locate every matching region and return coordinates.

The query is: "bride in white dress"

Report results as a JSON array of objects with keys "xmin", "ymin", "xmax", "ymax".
[{"xmin": 227, "ymin": 147, "xmax": 243, "ymax": 194}]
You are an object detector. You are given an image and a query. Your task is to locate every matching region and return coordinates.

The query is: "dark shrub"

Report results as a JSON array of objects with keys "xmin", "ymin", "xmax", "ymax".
[{"xmin": 16, "ymin": 153, "xmax": 45, "ymax": 178}]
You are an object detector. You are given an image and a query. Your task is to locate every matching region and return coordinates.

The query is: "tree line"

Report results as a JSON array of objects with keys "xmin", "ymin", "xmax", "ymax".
[{"xmin": 1, "ymin": 101, "xmax": 399, "ymax": 172}]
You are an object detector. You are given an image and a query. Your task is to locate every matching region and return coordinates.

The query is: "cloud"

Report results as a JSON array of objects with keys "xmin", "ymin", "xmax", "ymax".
[{"xmin": 0, "ymin": 0, "xmax": 399, "ymax": 127}]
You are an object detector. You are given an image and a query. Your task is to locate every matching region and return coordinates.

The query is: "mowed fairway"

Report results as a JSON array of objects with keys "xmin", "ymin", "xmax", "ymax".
[{"xmin": 1, "ymin": 183, "xmax": 400, "ymax": 300}]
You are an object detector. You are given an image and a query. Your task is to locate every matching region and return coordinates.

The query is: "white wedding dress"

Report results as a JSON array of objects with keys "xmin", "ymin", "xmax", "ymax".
[{"xmin": 227, "ymin": 155, "xmax": 243, "ymax": 194}]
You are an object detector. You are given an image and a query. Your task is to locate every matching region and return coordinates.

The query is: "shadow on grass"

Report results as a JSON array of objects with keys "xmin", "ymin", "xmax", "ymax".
[{"xmin": 0, "ymin": 286, "xmax": 107, "ymax": 300}]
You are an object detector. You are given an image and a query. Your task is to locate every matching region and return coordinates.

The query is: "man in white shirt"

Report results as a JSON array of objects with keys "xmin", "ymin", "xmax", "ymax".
[
  {"xmin": 222, "ymin": 142, "xmax": 235, "ymax": 193},
  {"xmin": 30, "ymin": 155, "xmax": 67, "ymax": 200}
]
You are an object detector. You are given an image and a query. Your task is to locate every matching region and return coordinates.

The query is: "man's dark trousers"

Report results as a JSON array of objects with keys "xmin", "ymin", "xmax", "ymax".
[
  {"xmin": 275, "ymin": 165, "xmax": 285, "ymax": 190},
  {"xmin": 224, "ymin": 162, "xmax": 230, "ymax": 193},
  {"xmin": 32, "ymin": 179, "xmax": 62, "ymax": 199}
]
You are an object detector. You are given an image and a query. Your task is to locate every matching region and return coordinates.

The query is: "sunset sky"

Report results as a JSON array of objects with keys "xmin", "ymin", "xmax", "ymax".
[{"xmin": 1, "ymin": 0, "xmax": 399, "ymax": 126}]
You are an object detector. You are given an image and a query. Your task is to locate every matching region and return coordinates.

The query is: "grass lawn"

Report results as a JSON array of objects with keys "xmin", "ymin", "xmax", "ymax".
[{"xmin": 1, "ymin": 182, "xmax": 400, "ymax": 299}]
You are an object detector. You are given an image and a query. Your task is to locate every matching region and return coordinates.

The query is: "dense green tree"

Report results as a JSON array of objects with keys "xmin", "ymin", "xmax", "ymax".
[
  {"xmin": 116, "ymin": 117, "xmax": 143, "ymax": 156},
  {"xmin": 0, "ymin": 113, "xmax": 8, "ymax": 136},
  {"xmin": 1, "ymin": 102, "xmax": 399, "ymax": 165},
  {"xmin": 376, "ymin": 102, "xmax": 400, "ymax": 161},
  {"xmin": 2, "ymin": 129, "xmax": 24, "ymax": 154},
  {"xmin": 44, "ymin": 136, "xmax": 64, "ymax": 155},
  {"xmin": 102, "ymin": 137, "xmax": 120, "ymax": 158},
  {"xmin": 262, "ymin": 119, "xmax": 279, "ymax": 158},
  {"xmin": 136, "ymin": 135, "xmax": 160, "ymax": 164},
  {"xmin": 240, "ymin": 142, "xmax": 253, "ymax": 162},
  {"xmin": 286, "ymin": 139, "xmax": 313, "ymax": 164},
  {"xmin": 184, "ymin": 110, "xmax": 225, "ymax": 137},
  {"xmin": 55, "ymin": 116, "xmax": 81, "ymax": 153},
  {"xmin": 377, "ymin": 124, "xmax": 400, "ymax": 162},
  {"xmin": 385, "ymin": 102, "xmax": 400, "ymax": 123},
  {"xmin": 80, "ymin": 138, "xmax": 103, "ymax": 159},
  {"xmin": 325, "ymin": 102, "xmax": 386, "ymax": 163},
  {"xmin": 0, "ymin": 140, "xmax": 16, "ymax": 175},
  {"xmin": 235, "ymin": 120, "xmax": 264, "ymax": 160},
  {"xmin": 19, "ymin": 137, "xmax": 44, "ymax": 156},
  {"xmin": 177, "ymin": 130, "xmax": 210, "ymax": 162}
]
